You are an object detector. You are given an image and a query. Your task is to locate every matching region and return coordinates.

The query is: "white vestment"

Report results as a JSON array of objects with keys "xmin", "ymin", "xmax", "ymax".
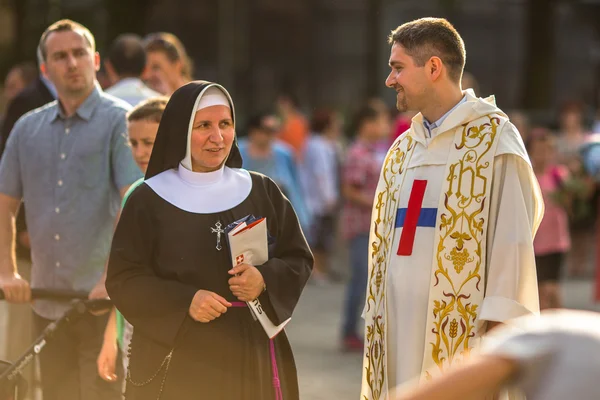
[{"xmin": 360, "ymin": 90, "xmax": 544, "ymax": 399}]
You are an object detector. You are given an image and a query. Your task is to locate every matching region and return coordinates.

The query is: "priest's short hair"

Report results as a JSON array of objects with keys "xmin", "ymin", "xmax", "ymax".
[{"xmin": 388, "ymin": 17, "xmax": 466, "ymax": 84}]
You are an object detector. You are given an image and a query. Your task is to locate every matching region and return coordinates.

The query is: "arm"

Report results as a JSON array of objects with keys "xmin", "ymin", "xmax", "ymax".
[
  {"xmin": 0, "ymin": 124, "xmax": 29, "ymax": 302},
  {"xmin": 97, "ymin": 308, "xmax": 119, "ymax": 382},
  {"xmin": 342, "ymin": 148, "xmax": 373, "ymax": 208},
  {"xmin": 479, "ymin": 154, "xmax": 543, "ymax": 324},
  {"xmin": 88, "ymin": 184, "xmax": 133, "ymax": 301},
  {"xmin": 319, "ymin": 146, "xmax": 339, "ymax": 211},
  {"xmin": 0, "ymin": 194, "xmax": 21, "ymax": 278},
  {"xmin": 90, "ymin": 112, "xmax": 142, "ymax": 300},
  {"xmin": 392, "ymin": 355, "xmax": 517, "ymax": 400},
  {"xmin": 105, "ymin": 187, "xmax": 198, "ymax": 347},
  {"xmin": 283, "ymin": 149, "xmax": 311, "ymax": 230},
  {"xmin": 307, "ymin": 142, "xmax": 338, "ymax": 211},
  {"xmin": 255, "ymin": 178, "xmax": 314, "ymax": 325},
  {"xmin": 343, "ymin": 184, "xmax": 374, "ymax": 208}
]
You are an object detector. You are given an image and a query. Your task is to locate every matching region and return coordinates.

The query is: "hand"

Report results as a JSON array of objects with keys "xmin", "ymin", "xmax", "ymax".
[
  {"xmin": 89, "ymin": 277, "xmax": 109, "ymax": 300},
  {"xmin": 17, "ymin": 231, "xmax": 30, "ymax": 249},
  {"xmin": 0, "ymin": 273, "xmax": 31, "ymax": 303},
  {"xmin": 89, "ymin": 277, "xmax": 110, "ymax": 315},
  {"xmin": 189, "ymin": 290, "xmax": 232, "ymax": 323},
  {"xmin": 228, "ymin": 264, "xmax": 265, "ymax": 302},
  {"xmin": 97, "ymin": 339, "xmax": 118, "ymax": 382}
]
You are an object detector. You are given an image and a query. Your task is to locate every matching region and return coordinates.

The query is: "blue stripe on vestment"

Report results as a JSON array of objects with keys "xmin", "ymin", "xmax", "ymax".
[{"xmin": 395, "ymin": 208, "xmax": 437, "ymax": 228}]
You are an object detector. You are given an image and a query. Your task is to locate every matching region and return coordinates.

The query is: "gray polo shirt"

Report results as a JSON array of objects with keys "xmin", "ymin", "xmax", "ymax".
[
  {"xmin": 0, "ymin": 86, "xmax": 143, "ymax": 319},
  {"xmin": 483, "ymin": 310, "xmax": 600, "ymax": 400}
]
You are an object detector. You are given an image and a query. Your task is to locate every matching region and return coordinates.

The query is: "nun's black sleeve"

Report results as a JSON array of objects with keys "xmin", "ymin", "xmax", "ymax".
[
  {"xmin": 106, "ymin": 186, "xmax": 197, "ymax": 348},
  {"xmin": 256, "ymin": 177, "xmax": 313, "ymax": 325}
]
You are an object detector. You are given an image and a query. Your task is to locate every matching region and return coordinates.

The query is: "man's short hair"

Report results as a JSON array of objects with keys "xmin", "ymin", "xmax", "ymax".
[
  {"xmin": 127, "ymin": 97, "xmax": 169, "ymax": 124},
  {"xmin": 388, "ymin": 17, "xmax": 466, "ymax": 83},
  {"xmin": 107, "ymin": 34, "xmax": 147, "ymax": 78},
  {"xmin": 39, "ymin": 19, "xmax": 96, "ymax": 62}
]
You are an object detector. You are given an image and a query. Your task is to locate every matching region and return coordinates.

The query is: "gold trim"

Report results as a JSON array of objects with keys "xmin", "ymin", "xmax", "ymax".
[
  {"xmin": 363, "ymin": 135, "xmax": 415, "ymax": 399},
  {"xmin": 426, "ymin": 116, "xmax": 501, "ymax": 374}
]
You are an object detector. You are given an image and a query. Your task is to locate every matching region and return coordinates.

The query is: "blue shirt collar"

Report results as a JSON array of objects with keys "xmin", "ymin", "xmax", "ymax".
[
  {"xmin": 51, "ymin": 85, "xmax": 102, "ymax": 122},
  {"xmin": 423, "ymin": 95, "xmax": 468, "ymax": 137}
]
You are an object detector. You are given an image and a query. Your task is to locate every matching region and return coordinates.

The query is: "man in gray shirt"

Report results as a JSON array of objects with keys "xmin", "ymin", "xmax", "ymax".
[{"xmin": 0, "ymin": 19, "xmax": 142, "ymax": 400}]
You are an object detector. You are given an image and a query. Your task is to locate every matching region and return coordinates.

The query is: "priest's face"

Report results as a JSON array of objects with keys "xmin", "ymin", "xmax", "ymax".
[
  {"xmin": 128, "ymin": 119, "xmax": 159, "ymax": 173},
  {"xmin": 190, "ymin": 105, "xmax": 234, "ymax": 172},
  {"xmin": 385, "ymin": 43, "xmax": 428, "ymax": 113},
  {"xmin": 42, "ymin": 30, "xmax": 99, "ymax": 98}
]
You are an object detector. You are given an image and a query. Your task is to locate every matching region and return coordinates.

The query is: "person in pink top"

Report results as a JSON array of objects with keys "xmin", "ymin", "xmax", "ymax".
[{"xmin": 528, "ymin": 129, "xmax": 571, "ymax": 309}]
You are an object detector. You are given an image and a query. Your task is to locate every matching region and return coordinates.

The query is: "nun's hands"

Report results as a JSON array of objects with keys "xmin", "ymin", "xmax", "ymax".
[
  {"xmin": 228, "ymin": 264, "xmax": 265, "ymax": 302},
  {"xmin": 189, "ymin": 290, "xmax": 232, "ymax": 323}
]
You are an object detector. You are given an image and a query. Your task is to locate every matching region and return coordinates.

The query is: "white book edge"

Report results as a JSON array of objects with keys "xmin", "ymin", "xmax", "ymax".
[
  {"xmin": 247, "ymin": 298, "xmax": 291, "ymax": 339},
  {"xmin": 229, "ymin": 222, "xmax": 247, "ymax": 236}
]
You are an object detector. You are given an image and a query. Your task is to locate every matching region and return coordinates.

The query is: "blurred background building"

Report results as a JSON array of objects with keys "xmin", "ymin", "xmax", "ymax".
[
  {"xmin": 0, "ymin": 0, "xmax": 599, "ymax": 124},
  {"xmin": 1, "ymin": 1, "xmax": 600, "ymax": 398}
]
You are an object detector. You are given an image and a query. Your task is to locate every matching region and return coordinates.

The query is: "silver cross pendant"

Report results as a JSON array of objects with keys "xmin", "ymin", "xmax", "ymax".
[{"xmin": 210, "ymin": 221, "xmax": 225, "ymax": 251}]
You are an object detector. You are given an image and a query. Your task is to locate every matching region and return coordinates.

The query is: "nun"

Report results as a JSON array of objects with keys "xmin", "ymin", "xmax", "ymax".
[{"xmin": 106, "ymin": 81, "xmax": 313, "ymax": 399}]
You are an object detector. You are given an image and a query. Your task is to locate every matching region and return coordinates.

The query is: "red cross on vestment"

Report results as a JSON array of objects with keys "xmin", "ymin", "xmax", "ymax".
[{"xmin": 397, "ymin": 180, "xmax": 428, "ymax": 256}]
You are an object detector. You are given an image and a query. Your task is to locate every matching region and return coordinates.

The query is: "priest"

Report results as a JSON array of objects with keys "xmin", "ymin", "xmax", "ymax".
[
  {"xmin": 106, "ymin": 81, "xmax": 313, "ymax": 399},
  {"xmin": 361, "ymin": 18, "xmax": 544, "ymax": 399}
]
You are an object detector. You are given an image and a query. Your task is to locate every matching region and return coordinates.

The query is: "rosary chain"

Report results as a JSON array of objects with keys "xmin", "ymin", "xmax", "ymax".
[{"xmin": 126, "ymin": 349, "xmax": 174, "ymax": 400}]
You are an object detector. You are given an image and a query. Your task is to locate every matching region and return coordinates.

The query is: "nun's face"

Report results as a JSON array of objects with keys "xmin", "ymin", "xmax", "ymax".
[{"xmin": 190, "ymin": 105, "xmax": 234, "ymax": 172}]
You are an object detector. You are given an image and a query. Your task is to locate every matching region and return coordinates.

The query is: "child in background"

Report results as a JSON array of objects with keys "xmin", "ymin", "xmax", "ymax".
[
  {"xmin": 97, "ymin": 97, "xmax": 168, "ymax": 382},
  {"xmin": 527, "ymin": 128, "xmax": 571, "ymax": 309}
]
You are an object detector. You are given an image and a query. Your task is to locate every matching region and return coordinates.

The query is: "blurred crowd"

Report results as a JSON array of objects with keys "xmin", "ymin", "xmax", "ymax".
[{"xmin": 2, "ymin": 28, "xmax": 600, "ymax": 363}]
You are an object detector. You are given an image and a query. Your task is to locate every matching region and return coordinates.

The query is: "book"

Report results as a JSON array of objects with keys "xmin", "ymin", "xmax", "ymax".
[{"xmin": 226, "ymin": 216, "xmax": 290, "ymax": 339}]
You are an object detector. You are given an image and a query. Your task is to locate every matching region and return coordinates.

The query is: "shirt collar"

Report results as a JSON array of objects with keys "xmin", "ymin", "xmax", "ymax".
[
  {"xmin": 52, "ymin": 84, "xmax": 102, "ymax": 121},
  {"xmin": 109, "ymin": 77, "xmax": 144, "ymax": 91},
  {"xmin": 423, "ymin": 95, "xmax": 468, "ymax": 137}
]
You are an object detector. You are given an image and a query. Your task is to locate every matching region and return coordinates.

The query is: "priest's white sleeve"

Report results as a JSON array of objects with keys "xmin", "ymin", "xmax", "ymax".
[{"xmin": 479, "ymin": 153, "xmax": 543, "ymax": 323}]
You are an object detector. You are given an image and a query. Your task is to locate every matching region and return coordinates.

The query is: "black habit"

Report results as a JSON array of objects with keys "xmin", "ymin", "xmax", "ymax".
[{"xmin": 106, "ymin": 81, "xmax": 313, "ymax": 400}]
